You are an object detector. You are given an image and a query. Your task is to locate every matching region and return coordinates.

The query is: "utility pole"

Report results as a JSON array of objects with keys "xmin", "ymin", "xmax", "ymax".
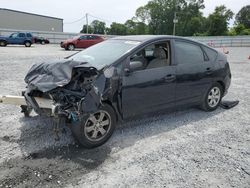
[
  {"xmin": 86, "ymin": 13, "xmax": 89, "ymax": 34},
  {"xmin": 173, "ymin": 12, "xmax": 178, "ymax": 35}
]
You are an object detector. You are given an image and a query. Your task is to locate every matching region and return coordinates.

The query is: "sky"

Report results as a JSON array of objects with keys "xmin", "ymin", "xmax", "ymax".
[{"xmin": 1, "ymin": 0, "xmax": 249, "ymax": 33}]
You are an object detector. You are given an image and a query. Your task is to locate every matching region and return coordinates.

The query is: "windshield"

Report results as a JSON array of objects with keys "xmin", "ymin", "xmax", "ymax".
[{"xmin": 71, "ymin": 39, "xmax": 141, "ymax": 69}]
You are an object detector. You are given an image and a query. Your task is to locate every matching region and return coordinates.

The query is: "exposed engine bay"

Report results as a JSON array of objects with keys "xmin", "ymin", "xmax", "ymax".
[{"xmin": 23, "ymin": 59, "xmax": 109, "ymax": 125}]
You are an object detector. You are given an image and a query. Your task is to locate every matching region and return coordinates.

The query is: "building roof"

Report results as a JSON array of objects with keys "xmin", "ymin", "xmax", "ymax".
[{"xmin": 0, "ymin": 8, "xmax": 63, "ymax": 21}]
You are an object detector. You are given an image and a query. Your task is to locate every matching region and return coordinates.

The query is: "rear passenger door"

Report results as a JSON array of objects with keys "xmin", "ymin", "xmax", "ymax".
[
  {"xmin": 174, "ymin": 40, "xmax": 215, "ymax": 106},
  {"xmin": 87, "ymin": 35, "xmax": 99, "ymax": 47},
  {"xmin": 16, "ymin": 33, "xmax": 26, "ymax": 44}
]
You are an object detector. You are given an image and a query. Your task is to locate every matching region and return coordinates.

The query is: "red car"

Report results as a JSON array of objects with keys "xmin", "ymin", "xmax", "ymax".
[{"xmin": 60, "ymin": 34, "xmax": 104, "ymax": 50}]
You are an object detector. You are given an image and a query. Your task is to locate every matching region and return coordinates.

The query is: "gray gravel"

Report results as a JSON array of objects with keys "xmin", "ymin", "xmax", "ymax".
[{"xmin": 0, "ymin": 45, "xmax": 249, "ymax": 188}]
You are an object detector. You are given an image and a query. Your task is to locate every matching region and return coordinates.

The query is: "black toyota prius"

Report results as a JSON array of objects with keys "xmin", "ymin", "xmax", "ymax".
[{"xmin": 24, "ymin": 35, "xmax": 231, "ymax": 148}]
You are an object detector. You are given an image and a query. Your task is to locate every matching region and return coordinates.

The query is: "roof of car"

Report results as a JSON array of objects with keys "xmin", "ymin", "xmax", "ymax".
[
  {"xmin": 111, "ymin": 35, "xmax": 209, "ymax": 47},
  {"xmin": 112, "ymin": 35, "xmax": 181, "ymax": 42}
]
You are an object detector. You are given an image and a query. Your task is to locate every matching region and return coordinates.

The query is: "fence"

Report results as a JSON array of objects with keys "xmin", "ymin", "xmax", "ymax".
[
  {"xmin": 1, "ymin": 28, "xmax": 250, "ymax": 47},
  {"xmin": 190, "ymin": 36, "xmax": 250, "ymax": 48}
]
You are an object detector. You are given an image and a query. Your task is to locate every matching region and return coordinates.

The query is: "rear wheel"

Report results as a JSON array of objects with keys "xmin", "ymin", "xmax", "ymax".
[
  {"xmin": 41, "ymin": 41, "xmax": 45, "ymax": 45},
  {"xmin": 201, "ymin": 83, "xmax": 223, "ymax": 111},
  {"xmin": 67, "ymin": 44, "xmax": 75, "ymax": 51},
  {"xmin": 0, "ymin": 40, "xmax": 7, "ymax": 47},
  {"xmin": 71, "ymin": 104, "xmax": 116, "ymax": 148},
  {"xmin": 24, "ymin": 41, "xmax": 31, "ymax": 47}
]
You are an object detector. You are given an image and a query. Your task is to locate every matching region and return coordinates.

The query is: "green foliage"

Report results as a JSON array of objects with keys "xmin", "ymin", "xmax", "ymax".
[
  {"xmin": 235, "ymin": 5, "xmax": 250, "ymax": 29},
  {"xmin": 108, "ymin": 22, "xmax": 127, "ymax": 35},
  {"xmin": 80, "ymin": 20, "xmax": 106, "ymax": 34},
  {"xmin": 91, "ymin": 20, "xmax": 106, "ymax": 34},
  {"xmin": 206, "ymin": 5, "xmax": 234, "ymax": 36},
  {"xmin": 79, "ymin": 1, "xmax": 249, "ymax": 36}
]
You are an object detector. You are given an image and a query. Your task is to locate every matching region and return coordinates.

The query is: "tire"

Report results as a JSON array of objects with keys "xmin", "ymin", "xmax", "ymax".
[
  {"xmin": 70, "ymin": 104, "xmax": 116, "ymax": 148},
  {"xmin": 201, "ymin": 83, "xmax": 223, "ymax": 111},
  {"xmin": 41, "ymin": 41, "xmax": 45, "ymax": 45},
  {"xmin": 67, "ymin": 44, "xmax": 75, "ymax": 51},
  {"xmin": 24, "ymin": 41, "xmax": 31, "ymax": 47},
  {"xmin": 0, "ymin": 40, "xmax": 7, "ymax": 47}
]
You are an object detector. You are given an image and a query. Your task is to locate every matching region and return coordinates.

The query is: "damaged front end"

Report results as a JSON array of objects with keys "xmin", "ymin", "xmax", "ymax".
[{"xmin": 23, "ymin": 59, "xmax": 108, "ymax": 131}]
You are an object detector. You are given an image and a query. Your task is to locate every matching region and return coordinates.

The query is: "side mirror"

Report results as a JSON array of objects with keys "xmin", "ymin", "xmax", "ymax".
[
  {"xmin": 129, "ymin": 61, "xmax": 143, "ymax": 71},
  {"xmin": 77, "ymin": 38, "xmax": 81, "ymax": 41}
]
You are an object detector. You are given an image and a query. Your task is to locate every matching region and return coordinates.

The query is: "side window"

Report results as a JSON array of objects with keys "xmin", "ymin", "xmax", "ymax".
[
  {"xmin": 79, "ymin": 35, "xmax": 87, "ymax": 40},
  {"xmin": 87, "ymin": 35, "xmax": 98, "ymax": 40},
  {"xmin": 130, "ymin": 41, "xmax": 171, "ymax": 71},
  {"xmin": 175, "ymin": 40, "xmax": 204, "ymax": 65},
  {"xmin": 10, "ymin": 33, "xmax": 18, "ymax": 38},
  {"xmin": 26, "ymin": 33, "xmax": 32, "ymax": 38},
  {"xmin": 202, "ymin": 46, "xmax": 218, "ymax": 62},
  {"xmin": 18, "ymin": 33, "xmax": 25, "ymax": 38}
]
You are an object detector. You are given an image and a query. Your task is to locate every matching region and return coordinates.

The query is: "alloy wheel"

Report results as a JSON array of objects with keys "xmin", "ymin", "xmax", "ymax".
[
  {"xmin": 207, "ymin": 86, "xmax": 221, "ymax": 108},
  {"xmin": 84, "ymin": 110, "xmax": 111, "ymax": 142}
]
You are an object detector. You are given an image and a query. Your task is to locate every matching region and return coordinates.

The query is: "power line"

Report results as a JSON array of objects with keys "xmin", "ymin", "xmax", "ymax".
[
  {"xmin": 64, "ymin": 15, "xmax": 86, "ymax": 24},
  {"xmin": 87, "ymin": 13, "xmax": 115, "ymax": 24}
]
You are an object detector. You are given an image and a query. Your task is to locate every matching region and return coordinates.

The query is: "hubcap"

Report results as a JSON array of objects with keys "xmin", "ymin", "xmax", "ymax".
[
  {"xmin": 84, "ymin": 110, "xmax": 111, "ymax": 142},
  {"xmin": 68, "ymin": 45, "xmax": 74, "ymax": 50},
  {"xmin": 207, "ymin": 87, "xmax": 221, "ymax": 108}
]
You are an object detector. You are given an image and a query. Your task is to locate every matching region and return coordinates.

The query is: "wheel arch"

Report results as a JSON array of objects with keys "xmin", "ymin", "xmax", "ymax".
[
  {"xmin": 101, "ymin": 100, "xmax": 119, "ymax": 122},
  {"xmin": 216, "ymin": 80, "xmax": 225, "ymax": 94}
]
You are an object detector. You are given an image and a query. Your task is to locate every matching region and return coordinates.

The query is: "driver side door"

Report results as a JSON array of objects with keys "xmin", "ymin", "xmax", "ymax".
[{"xmin": 121, "ymin": 40, "xmax": 176, "ymax": 118}]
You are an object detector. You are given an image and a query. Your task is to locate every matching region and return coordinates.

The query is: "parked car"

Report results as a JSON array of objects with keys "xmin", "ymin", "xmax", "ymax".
[
  {"xmin": 34, "ymin": 36, "xmax": 50, "ymax": 45},
  {"xmin": 0, "ymin": 32, "xmax": 34, "ymax": 47},
  {"xmin": 23, "ymin": 35, "xmax": 231, "ymax": 148},
  {"xmin": 60, "ymin": 34, "xmax": 104, "ymax": 50}
]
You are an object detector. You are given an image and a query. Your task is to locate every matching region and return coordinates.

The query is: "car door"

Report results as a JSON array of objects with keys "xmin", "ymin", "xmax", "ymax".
[
  {"xmin": 8, "ymin": 33, "xmax": 19, "ymax": 44},
  {"xmin": 121, "ymin": 40, "xmax": 176, "ymax": 118},
  {"xmin": 86, "ymin": 35, "xmax": 98, "ymax": 47},
  {"xmin": 77, "ymin": 35, "xmax": 88, "ymax": 48},
  {"xmin": 16, "ymin": 33, "xmax": 26, "ymax": 44},
  {"xmin": 174, "ymin": 39, "xmax": 215, "ymax": 106}
]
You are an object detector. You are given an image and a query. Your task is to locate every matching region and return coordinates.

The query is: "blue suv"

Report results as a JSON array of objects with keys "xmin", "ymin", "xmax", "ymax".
[{"xmin": 0, "ymin": 32, "xmax": 34, "ymax": 47}]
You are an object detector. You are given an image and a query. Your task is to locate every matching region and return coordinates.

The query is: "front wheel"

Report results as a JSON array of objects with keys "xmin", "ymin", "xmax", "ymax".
[
  {"xmin": 24, "ymin": 41, "xmax": 31, "ymax": 47},
  {"xmin": 0, "ymin": 41, "xmax": 7, "ymax": 47},
  {"xmin": 201, "ymin": 83, "xmax": 223, "ymax": 111},
  {"xmin": 71, "ymin": 104, "xmax": 116, "ymax": 148},
  {"xmin": 67, "ymin": 44, "xmax": 75, "ymax": 51}
]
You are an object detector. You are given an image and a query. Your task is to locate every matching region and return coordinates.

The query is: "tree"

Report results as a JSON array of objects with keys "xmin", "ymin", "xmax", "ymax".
[
  {"xmin": 108, "ymin": 22, "xmax": 127, "ymax": 35},
  {"xmin": 80, "ymin": 20, "xmax": 106, "ymax": 34},
  {"xmin": 235, "ymin": 5, "xmax": 250, "ymax": 29},
  {"xmin": 135, "ymin": 0, "xmax": 206, "ymax": 36},
  {"xmin": 91, "ymin": 20, "xmax": 106, "ymax": 34},
  {"xmin": 80, "ymin": 25, "xmax": 93, "ymax": 34},
  {"xmin": 206, "ymin": 5, "xmax": 234, "ymax": 36}
]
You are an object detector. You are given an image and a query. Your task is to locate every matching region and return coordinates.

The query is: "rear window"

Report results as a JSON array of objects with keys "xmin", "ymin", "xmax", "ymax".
[
  {"xmin": 202, "ymin": 46, "xmax": 218, "ymax": 62},
  {"xmin": 18, "ymin": 33, "xmax": 25, "ymax": 37}
]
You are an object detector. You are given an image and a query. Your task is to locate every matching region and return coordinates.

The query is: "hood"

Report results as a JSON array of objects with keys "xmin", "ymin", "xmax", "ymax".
[{"xmin": 24, "ymin": 59, "xmax": 98, "ymax": 92}]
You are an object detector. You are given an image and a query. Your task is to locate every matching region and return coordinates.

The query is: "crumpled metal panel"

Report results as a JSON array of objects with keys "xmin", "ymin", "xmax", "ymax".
[{"xmin": 24, "ymin": 59, "xmax": 96, "ymax": 92}]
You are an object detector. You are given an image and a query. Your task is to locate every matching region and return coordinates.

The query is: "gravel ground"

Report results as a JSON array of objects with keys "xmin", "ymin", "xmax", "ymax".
[{"xmin": 0, "ymin": 45, "xmax": 249, "ymax": 188}]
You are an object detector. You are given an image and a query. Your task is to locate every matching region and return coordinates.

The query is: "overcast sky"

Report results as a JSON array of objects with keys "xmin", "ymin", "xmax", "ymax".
[{"xmin": 1, "ymin": 0, "xmax": 249, "ymax": 33}]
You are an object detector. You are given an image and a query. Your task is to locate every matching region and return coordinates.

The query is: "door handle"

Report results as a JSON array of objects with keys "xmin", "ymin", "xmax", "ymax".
[
  {"xmin": 205, "ymin": 67, "xmax": 213, "ymax": 75},
  {"xmin": 164, "ymin": 74, "xmax": 176, "ymax": 82}
]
